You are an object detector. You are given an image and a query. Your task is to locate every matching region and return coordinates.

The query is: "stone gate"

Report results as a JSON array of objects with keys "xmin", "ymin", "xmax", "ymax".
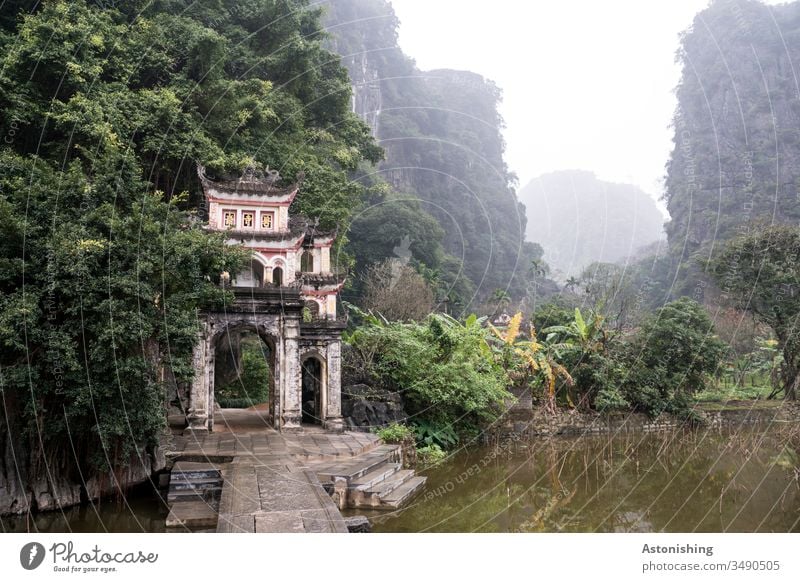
[{"xmin": 182, "ymin": 166, "xmax": 347, "ymax": 434}]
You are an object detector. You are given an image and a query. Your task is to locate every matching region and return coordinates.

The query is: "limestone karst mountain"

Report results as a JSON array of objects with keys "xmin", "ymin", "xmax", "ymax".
[{"xmin": 518, "ymin": 170, "xmax": 665, "ymax": 278}]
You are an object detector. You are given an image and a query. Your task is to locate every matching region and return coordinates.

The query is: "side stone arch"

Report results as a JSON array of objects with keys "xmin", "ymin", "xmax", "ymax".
[
  {"xmin": 298, "ymin": 338, "xmax": 343, "ymax": 431},
  {"xmin": 300, "ymin": 349, "xmax": 327, "ymax": 425}
]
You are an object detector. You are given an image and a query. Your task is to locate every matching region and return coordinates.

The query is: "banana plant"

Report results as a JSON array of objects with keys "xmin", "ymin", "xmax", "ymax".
[
  {"xmin": 489, "ymin": 312, "xmax": 573, "ymax": 412},
  {"xmin": 543, "ymin": 308, "xmax": 608, "ymax": 355}
]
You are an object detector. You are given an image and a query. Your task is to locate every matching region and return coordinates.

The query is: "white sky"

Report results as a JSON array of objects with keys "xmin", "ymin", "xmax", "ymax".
[{"xmin": 388, "ymin": 0, "xmax": 781, "ymax": 209}]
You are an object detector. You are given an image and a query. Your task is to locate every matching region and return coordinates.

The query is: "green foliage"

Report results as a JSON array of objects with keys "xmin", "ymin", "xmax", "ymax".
[
  {"xmin": 217, "ymin": 398, "xmax": 261, "ymax": 409},
  {"xmin": 374, "ymin": 422, "xmax": 414, "ymax": 444},
  {"xmin": 712, "ymin": 225, "xmax": 800, "ymax": 399},
  {"xmin": 412, "ymin": 420, "xmax": 459, "ymax": 449},
  {"xmin": 0, "ymin": 0, "xmax": 379, "ymax": 476},
  {"xmin": 594, "ymin": 384, "xmax": 630, "ymax": 412},
  {"xmin": 416, "ymin": 443, "xmax": 446, "ymax": 468},
  {"xmin": 216, "ymin": 339, "xmax": 270, "ymax": 404},
  {"xmin": 344, "ymin": 312, "xmax": 509, "ymax": 444},
  {"xmin": 621, "ymin": 298, "xmax": 726, "ymax": 417}
]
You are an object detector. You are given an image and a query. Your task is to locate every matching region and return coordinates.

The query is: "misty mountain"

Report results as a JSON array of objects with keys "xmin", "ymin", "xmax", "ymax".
[
  {"xmin": 324, "ymin": 0, "xmax": 546, "ymax": 303},
  {"xmin": 519, "ymin": 171, "xmax": 665, "ymax": 277},
  {"xmin": 665, "ymin": 0, "xmax": 800, "ymax": 292}
]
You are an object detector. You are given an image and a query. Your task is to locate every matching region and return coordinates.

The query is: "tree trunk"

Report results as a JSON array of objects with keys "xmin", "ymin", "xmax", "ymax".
[{"xmin": 782, "ymin": 349, "xmax": 799, "ymax": 400}]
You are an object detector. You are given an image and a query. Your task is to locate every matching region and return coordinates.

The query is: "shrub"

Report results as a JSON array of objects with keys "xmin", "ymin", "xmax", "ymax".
[
  {"xmin": 622, "ymin": 298, "xmax": 726, "ymax": 417},
  {"xmin": 217, "ymin": 398, "xmax": 260, "ymax": 409},
  {"xmin": 594, "ymin": 384, "xmax": 630, "ymax": 412},
  {"xmin": 416, "ymin": 444, "xmax": 446, "ymax": 468},
  {"xmin": 375, "ymin": 422, "xmax": 414, "ymax": 443},
  {"xmin": 344, "ymin": 312, "xmax": 509, "ymax": 445}
]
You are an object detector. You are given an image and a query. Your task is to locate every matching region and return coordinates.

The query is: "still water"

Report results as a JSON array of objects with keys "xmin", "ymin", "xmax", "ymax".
[
  {"xmin": 369, "ymin": 426, "xmax": 800, "ymax": 533},
  {"xmin": 2, "ymin": 426, "xmax": 798, "ymax": 533},
  {"xmin": 1, "ymin": 485, "xmax": 169, "ymax": 533}
]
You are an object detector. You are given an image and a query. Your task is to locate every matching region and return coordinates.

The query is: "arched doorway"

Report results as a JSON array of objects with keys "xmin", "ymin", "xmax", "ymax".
[
  {"xmin": 301, "ymin": 356, "xmax": 325, "ymax": 425},
  {"xmin": 235, "ymin": 260, "xmax": 264, "ymax": 287},
  {"xmin": 272, "ymin": 266, "xmax": 283, "ymax": 286},
  {"xmin": 213, "ymin": 327, "xmax": 276, "ymax": 426}
]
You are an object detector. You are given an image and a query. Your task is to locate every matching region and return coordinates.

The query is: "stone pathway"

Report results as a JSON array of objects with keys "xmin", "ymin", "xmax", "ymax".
[
  {"xmin": 216, "ymin": 463, "xmax": 347, "ymax": 533},
  {"xmin": 166, "ymin": 411, "xmax": 385, "ymax": 532}
]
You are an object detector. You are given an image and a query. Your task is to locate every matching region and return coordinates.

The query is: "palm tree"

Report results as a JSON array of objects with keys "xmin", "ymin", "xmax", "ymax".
[
  {"xmin": 564, "ymin": 276, "xmax": 580, "ymax": 293},
  {"xmin": 528, "ymin": 258, "xmax": 548, "ymax": 278}
]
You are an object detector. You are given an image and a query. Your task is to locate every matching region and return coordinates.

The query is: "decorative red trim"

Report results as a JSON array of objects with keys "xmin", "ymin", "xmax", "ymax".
[{"xmin": 253, "ymin": 240, "xmax": 304, "ymax": 252}]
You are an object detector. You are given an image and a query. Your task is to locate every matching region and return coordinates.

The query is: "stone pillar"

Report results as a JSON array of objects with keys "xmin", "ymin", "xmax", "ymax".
[
  {"xmin": 281, "ymin": 317, "xmax": 303, "ymax": 431},
  {"xmin": 324, "ymin": 339, "xmax": 344, "ymax": 432},
  {"xmin": 184, "ymin": 329, "xmax": 210, "ymax": 435}
]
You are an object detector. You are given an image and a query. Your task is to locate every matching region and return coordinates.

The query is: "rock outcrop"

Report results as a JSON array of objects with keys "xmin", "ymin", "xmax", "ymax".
[{"xmin": 341, "ymin": 384, "xmax": 407, "ymax": 431}]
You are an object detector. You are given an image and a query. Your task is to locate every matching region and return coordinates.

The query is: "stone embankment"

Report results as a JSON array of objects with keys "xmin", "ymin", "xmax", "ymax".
[{"xmin": 485, "ymin": 401, "xmax": 800, "ymax": 443}]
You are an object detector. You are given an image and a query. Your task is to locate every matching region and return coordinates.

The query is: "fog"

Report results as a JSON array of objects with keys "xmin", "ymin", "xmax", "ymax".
[{"xmin": 389, "ymin": 0, "xmax": 784, "ymax": 206}]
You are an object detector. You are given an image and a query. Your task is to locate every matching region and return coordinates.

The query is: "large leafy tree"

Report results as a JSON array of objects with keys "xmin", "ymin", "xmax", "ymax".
[
  {"xmin": 0, "ymin": 0, "xmax": 380, "ymax": 503},
  {"xmin": 622, "ymin": 298, "xmax": 726, "ymax": 416},
  {"xmin": 712, "ymin": 225, "xmax": 800, "ymax": 400}
]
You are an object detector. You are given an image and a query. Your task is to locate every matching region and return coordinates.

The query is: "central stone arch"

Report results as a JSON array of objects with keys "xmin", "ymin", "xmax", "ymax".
[
  {"xmin": 211, "ymin": 322, "xmax": 278, "ymax": 425},
  {"xmin": 184, "ymin": 288, "xmax": 305, "ymax": 434}
]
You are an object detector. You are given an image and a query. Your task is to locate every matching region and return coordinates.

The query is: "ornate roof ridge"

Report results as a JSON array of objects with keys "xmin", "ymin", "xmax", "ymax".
[{"xmin": 197, "ymin": 164, "xmax": 304, "ymax": 196}]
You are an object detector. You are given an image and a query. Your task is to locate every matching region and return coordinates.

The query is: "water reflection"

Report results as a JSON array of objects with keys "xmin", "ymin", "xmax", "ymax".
[
  {"xmin": 369, "ymin": 426, "xmax": 800, "ymax": 533},
  {"xmin": 1, "ymin": 485, "xmax": 169, "ymax": 533},
  {"xmin": 1, "ymin": 426, "xmax": 798, "ymax": 533}
]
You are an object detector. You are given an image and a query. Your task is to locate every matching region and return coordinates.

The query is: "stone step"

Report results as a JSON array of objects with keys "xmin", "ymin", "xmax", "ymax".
[
  {"xmin": 171, "ymin": 462, "xmax": 222, "ymax": 480},
  {"xmin": 379, "ymin": 476, "xmax": 427, "ymax": 509},
  {"xmin": 349, "ymin": 469, "xmax": 415, "ymax": 508},
  {"xmin": 169, "ymin": 477, "xmax": 224, "ymax": 492},
  {"xmin": 365, "ymin": 469, "xmax": 414, "ymax": 497},
  {"xmin": 165, "ymin": 500, "xmax": 218, "ymax": 529},
  {"xmin": 167, "ymin": 487, "xmax": 222, "ymax": 504},
  {"xmin": 350, "ymin": 463, "xmax": 402, "ymax": 490},
  {"xmin": 315, "ymin": 445, "xmax": 399, "ymax": 484}
]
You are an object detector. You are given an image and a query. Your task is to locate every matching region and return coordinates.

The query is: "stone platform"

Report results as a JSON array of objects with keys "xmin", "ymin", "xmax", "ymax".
[{"xmin": 166, "ymin": 410, "xmax": 397, "ymax": 532}]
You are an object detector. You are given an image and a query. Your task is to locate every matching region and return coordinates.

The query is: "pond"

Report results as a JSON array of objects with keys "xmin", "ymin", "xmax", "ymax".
[
  {"xmin": 2, "ymin": 425, "xmax": 798, "ymax": 533},
  {"xmin": 366, "ymin": 425, "xmax": 800, "ymax": 533},
  {"xmin": 0, "ymin": 484, "xmax": 169, "ymax": 533}
]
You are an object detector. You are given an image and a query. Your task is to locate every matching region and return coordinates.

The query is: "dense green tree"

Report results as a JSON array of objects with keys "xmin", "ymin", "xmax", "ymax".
[
  {"xmin": 712, "ymin": 225, "xmax": 800, "ymax": 399},
  {"xmin": 0, "ymin": 0, "xmax": 380, "ymax": 503},
  {"xmin": 622, "ymin": 298, "xmax": 727, "ymax": 416}
]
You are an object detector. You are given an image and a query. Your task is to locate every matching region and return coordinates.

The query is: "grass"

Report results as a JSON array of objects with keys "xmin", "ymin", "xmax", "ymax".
[{"xmin": 694, "ymin": 373, "xmax": 775, "ymax": 403}]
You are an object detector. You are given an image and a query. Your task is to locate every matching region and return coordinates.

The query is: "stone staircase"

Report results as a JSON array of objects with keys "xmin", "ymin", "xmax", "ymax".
[
  {"xmin": 165, "ymin": 461, "xmax": 224, "ymax": 529},
  {"xmin": 314, "ymin": 444, "xmax": 427, "ymax": 510}
]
